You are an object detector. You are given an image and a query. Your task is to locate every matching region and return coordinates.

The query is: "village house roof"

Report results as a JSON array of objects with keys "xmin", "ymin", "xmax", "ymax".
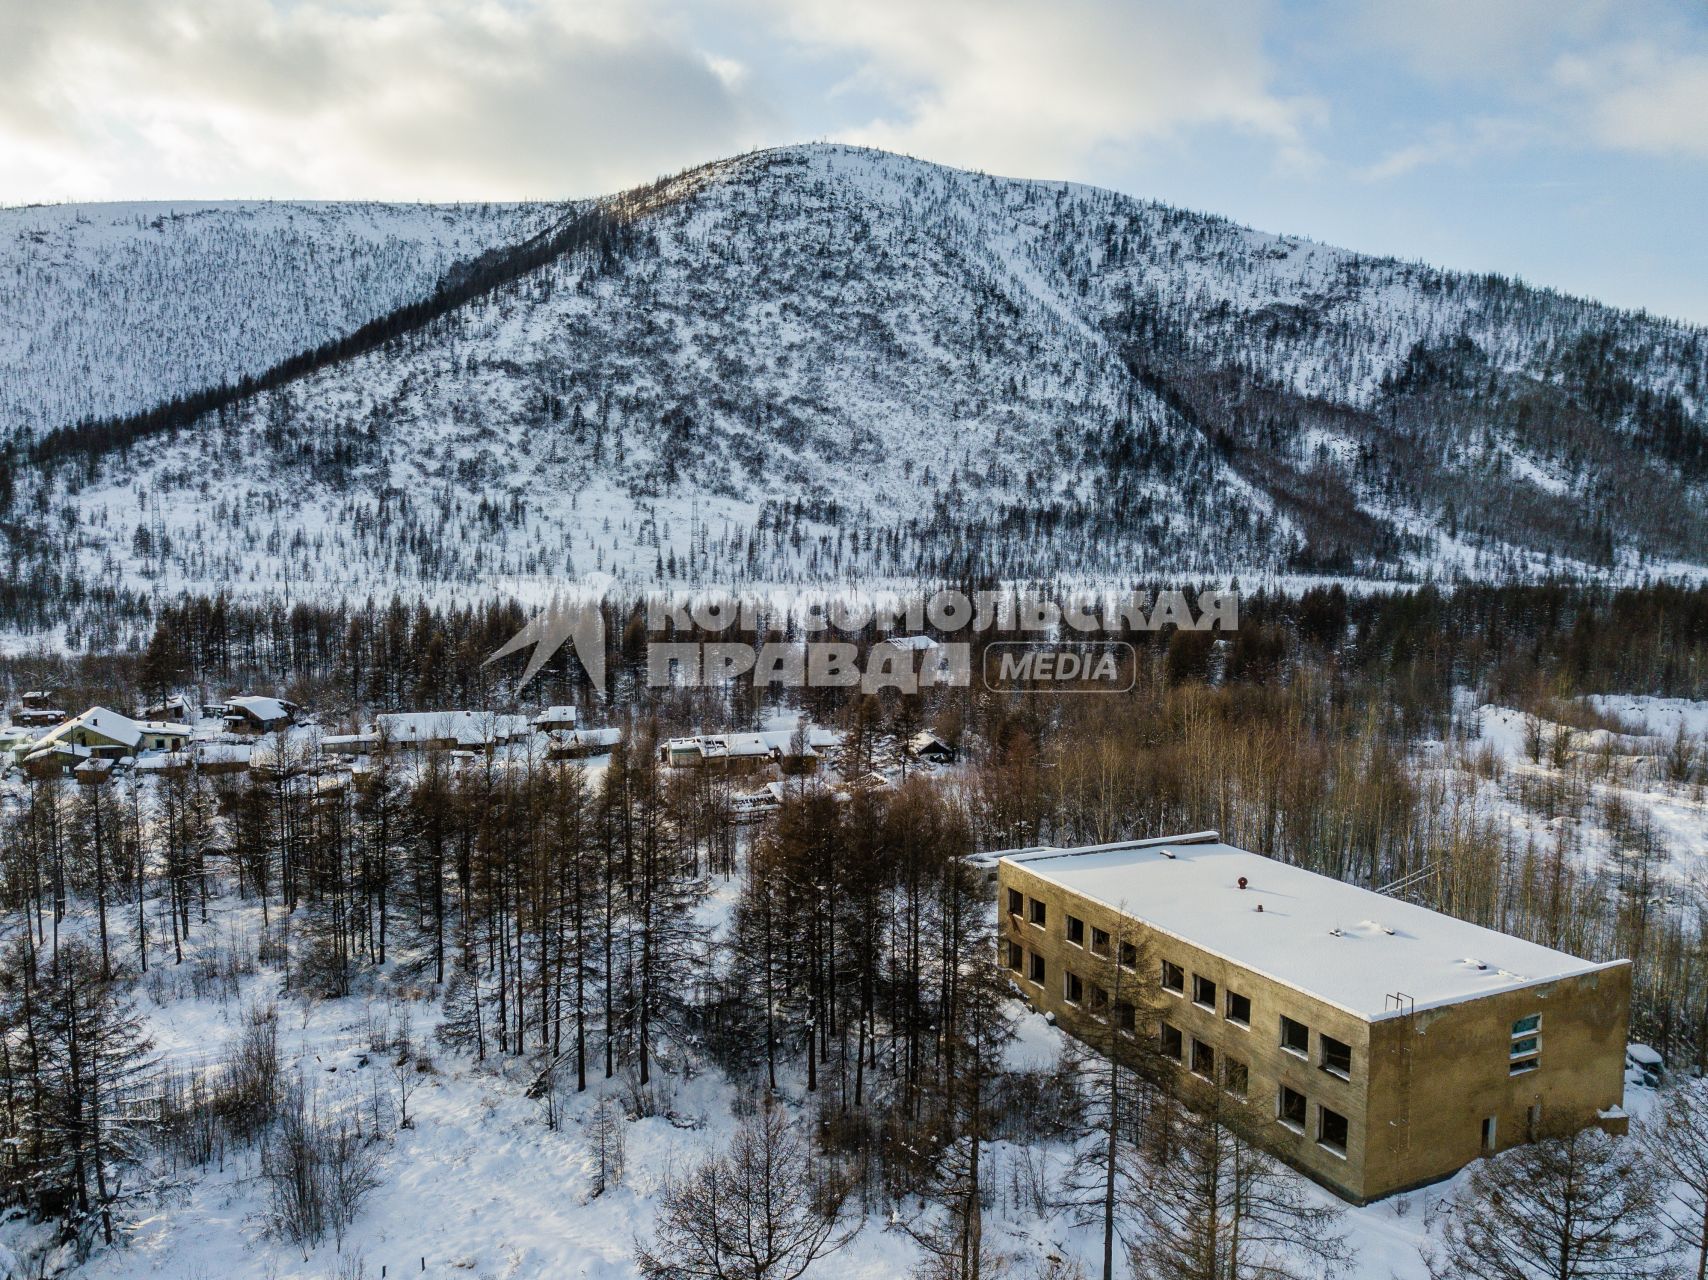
[
  {"xmin": 225, "ymin": 695, "xmax": 293, "ymax": 723},
  {"xmin": 35, "ymin": 706, "xmax": 145, "ymax": 750},
  {"xmin": 374, "ymin": 711, "xmax": 530, "ymax": 747},
  {"xmin": 533, "ymin": 705, "xmax": 578, "ymax": 726},
  {"xmin": 555, "ymin": 727, "xmax": 621, "ymax": 749},
  {"xmin": 998, "ymin": 832, "xmax": 1623, "ymax": 1020},
  {"xmin": 908, "ymin": 730, "xmax": 953, "ymax": 754}
]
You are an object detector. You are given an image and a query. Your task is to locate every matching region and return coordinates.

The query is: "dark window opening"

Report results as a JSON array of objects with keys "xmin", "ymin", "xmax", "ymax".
[
  {"xmin": 1066, "ymin": 915, "xmax": 1085, "ymax": 946},
  {"xmin": 1191, "ymin": 1038, "xmax": 1215, "ymax": 1079},
  {"xmin": 1321, "ymin": 1035, "xmax": 1352, "ymax": 1078},
  {"xmin": 1319, "ymin": 1106, "xmax": 1349, "ymax": 1155},
  {"xmin": 1029, "ymin": 898, "xmax": 1047, "ymax": 927},
  {"xmin": 1278, "ymin": 1085, "xmax": 1307, "ymax": 1130},
  {"xmin": 1091, "ymin": 926, "xmax": 1111, "ymax": 956},
  {"xmin": 1006, "ymin": 888, "xmax": 1024, "ymax": 916},
  {"xmin": 1193, "ymin": 974, "xmax": 1218, "ymax": 1009},
  {"xmin": 1162, "ymin": 961, "xmax": 1185, "ymax": 993},
  {"xmin": 1029, "ymin": 952, "xmax": 1046, "ymax": 985},
  {"xmin": 1161, "ymin": 1022, "xmax": 1183, "ymax": 1062},
  {"xmin": 1280, "ymin": 1016, "xmax": 1309, "ymax": 1056},
  {"xmin": 1064, "ymin": 971, "xmax": 1084, "ymax": 1005},
  {"xmin": 1226, "ymin": 991, "xmax": 1251, "ymax": 1026},
  {"xmin": 1224, "ymin": 1058, "xmax": 1249, "ymax": 1099}
]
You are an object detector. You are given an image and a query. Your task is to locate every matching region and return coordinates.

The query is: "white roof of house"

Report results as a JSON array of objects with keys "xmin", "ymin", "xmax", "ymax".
[
  {"xmin": 534, "ymin": 705, "xmax": 578, "ymax": 725},
  {"xmin": 375, "ymin": 711, "xmax": 530, "ymax": 746},
  {"xmin": 226, "ymin": 696, "xmax": 291, "ymax": 722},
  {"xmin": 999, "ymin": 832, "xmax": 1622, "ymax": 1020},
  {"xmin": 562, "ymin": 727, "xmax": 621, "ymax": 748},
  {"xmin": 195, "ymin": 742, "xmax": 253, "ymax": 763},
  {"xmin": 37, "ymin": 706, "xmax": 143, "ymax": 749},
  {"xmin": 138, "ymin": 720, "xmax": 191, "ymax": 736},
  {"xmin": 133, "ymin": 752, "xmax": 190, "ymax": 771},
  {"xmin": 665, "ymin": 732, "xmax": 773, "ymax": 757}
]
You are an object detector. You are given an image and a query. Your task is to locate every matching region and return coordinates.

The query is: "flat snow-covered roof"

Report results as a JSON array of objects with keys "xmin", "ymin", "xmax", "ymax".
[{"xmin": 1000, "ymin": 832, "xmax": 1622, "ymax": 1020}]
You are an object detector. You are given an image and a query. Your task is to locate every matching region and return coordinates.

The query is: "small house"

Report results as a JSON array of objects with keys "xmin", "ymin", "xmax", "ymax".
[
  {"xmin": 534, "ymin": 705, "xmax": 579, "ymax": 733},
  {"xmin": 21, "ymin": 742, "xmax": 89, "ymax": 777},
  {"xmin": 31, "ymin": 707, "xmax": 147, "ymax": 758},
  {"xmin": 221, "ymin": 696, "xmax": 299, "ymax": 735},
  {"xmin": 907, "ymin": 731, "xmax": 958, "ymax": 764},
  {"xmin": 373, "ymin": 711, "xmax": 531, "ymax": 753},
  {"xmin": 546, "ymin": 727, "xmax": 622, "ymax": 760},
  {"xmin": 143, "ymin": 694, "xmax": 194, "ymax": 722},
  {"xmin": 74, "ymin": 758, "xmax": 114, "ymax": 786},
  {"xmin": 661, "ymin": 733, "xmax": 773, "ymax": 773},
  {"xmin": 194, "ymin": 741, "xmax": 253, "ymax": 775},
  {"xmin": 322, "ymin": 732, "xmax": 379, "ymax": 757}
]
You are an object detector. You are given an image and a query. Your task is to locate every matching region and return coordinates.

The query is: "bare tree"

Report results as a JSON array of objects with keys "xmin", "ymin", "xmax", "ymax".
[
  {"xmin": 1425, "ymin": 1126, "xmax": 1676, "ymax": 1280},
  {"xmin": 635, "ymin": 1097, "xmax": 859, "ymax": 1280},
  {"xmin": 1645, "ymin": 1082, "xmax": 1708, "ymax": 1280},
  {"xmin": 585, "ymin": 1095, "xmax": 625, "ymax": 1198},
  {"xmin": 1052, "ymin": 912, "xmax": 1163, "ymax": 1280},
  {"xmin": 1131, "ymin": 1085, "xmax": 1349, "ymax": 1280}
]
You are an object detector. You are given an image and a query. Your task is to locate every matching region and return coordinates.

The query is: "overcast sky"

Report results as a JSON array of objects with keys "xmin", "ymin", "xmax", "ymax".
[{"xmin": 3, "ymin": 0, "xmax": 1706, "ymax": 322}]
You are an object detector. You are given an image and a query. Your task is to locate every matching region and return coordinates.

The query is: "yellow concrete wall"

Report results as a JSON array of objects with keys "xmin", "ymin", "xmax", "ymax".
[
  {"xmin": 997, "ymin": 860, "xmax": 1628, "ymax": 1204},
  {"xmin": 1362, "ymin": 964, "xmax": 1631, "ymax": 1198}
]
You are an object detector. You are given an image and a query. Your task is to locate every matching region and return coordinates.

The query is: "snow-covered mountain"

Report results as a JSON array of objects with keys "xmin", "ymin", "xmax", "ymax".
[
  {"xmin": 3, "ymin": 144, "xmax": 1706, "ymax": 620},
  {"xmin": 0, "ymin": 199, "xmax": 565, "ymax": 435}
]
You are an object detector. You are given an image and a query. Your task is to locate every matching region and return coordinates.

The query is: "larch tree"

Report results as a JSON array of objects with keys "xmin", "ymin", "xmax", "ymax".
[
  {"xmin": 635, "ymin": 1098, "xmax": 859, "ymax": 1280},
  {"xmin": 1425, "ymin": 1126, "xmax": 1675, "ymax": 1280},
  {"xmin": 1131, "ymin": 1085, "xmax": 1350, "ymax": 1280},
  {"xmin": 1645, "ymin": 1083, "xmax": 1708, "ymax": 1280}
]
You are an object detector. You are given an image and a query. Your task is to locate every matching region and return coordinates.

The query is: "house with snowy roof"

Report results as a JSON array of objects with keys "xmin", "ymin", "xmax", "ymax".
[
  {"xmin": 221, "ymin": 695, "xmax": 299, "ymax": 735},
  {"xmin": 545, "ymin": 726, "xmax": 622, "ymax": 760},
  {"xmin": 995, "ymin": 831, "xmax": 1629, "ymax": 1204},
  {"xmin": 373, "ymin": 711, "xmax": 530, "ymax": 752},
  {"xmin": 26, "ymin": 706, "xmax": 189, "ymax": 758}
]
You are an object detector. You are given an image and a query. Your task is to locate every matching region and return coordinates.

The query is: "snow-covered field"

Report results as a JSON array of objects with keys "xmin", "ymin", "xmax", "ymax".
[
  {"xmin": 9, "ymin": 875, "xmax": 1654, "ymax": 1280},
  {"xmin": 0, "ymin": 691, "xmax": 1693, "ymax": 1278},
  {"xmin": 1438, "ymin": 694, "xmax": 1708, "ymax": 888}
]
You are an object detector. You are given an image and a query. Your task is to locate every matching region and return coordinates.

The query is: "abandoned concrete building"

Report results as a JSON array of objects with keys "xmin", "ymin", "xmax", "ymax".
[{"xmin": 995, "ymin": 832, "xmax": 1630, "ymax": 1203}]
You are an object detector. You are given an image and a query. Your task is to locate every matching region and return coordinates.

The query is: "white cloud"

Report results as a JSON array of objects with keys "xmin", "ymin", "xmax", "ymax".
[
  {"xmin": 1555, "ymin": 44, "xmax": 1708, "ymax": 160},
  {"xmin": 752, "ymin": 0, "xmax": 1320, "ymax": 181},
  {"xmin": 0, "ymin": 0, "xmax": 773, "ymax": 201},
  {"xmin": 1361, "ymin": 117, "xmax": 1538, "ymax": 181}
]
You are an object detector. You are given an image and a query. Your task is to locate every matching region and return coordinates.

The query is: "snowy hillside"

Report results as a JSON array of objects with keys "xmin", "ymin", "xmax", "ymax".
[
  {"xmin": 0, "ymin": 200, "xmax": 566, "ymax": 435},
  {"xmin": 4, "ymin": 144, "xmax": 1708, "ymax": 615}
]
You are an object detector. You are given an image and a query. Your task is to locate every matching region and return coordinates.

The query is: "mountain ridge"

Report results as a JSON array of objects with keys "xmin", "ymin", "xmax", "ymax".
[{"xmin": 2, "ymin": 142, "xmax": 1705, "ymax": 634}]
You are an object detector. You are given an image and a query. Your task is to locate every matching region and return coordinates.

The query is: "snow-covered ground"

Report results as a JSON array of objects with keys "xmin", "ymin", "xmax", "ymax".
[
  {"xmin": 1440, "ymin": 695, "xmax": 1708, "ymax": 888},
  {"xmin": 0, "ymin": 693, "xmax": 1693, "ymax": 1278},
  {"xmin": 26, "ymin": 877, "xmax": 1655, "ymax": 1280}
]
